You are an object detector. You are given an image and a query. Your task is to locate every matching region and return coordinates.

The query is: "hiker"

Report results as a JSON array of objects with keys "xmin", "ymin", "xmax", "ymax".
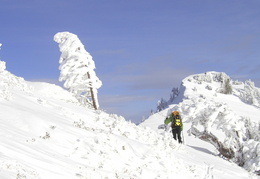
[{"xmin": 164, "ymin": 111, "xmax": 183, "ymax": 143}]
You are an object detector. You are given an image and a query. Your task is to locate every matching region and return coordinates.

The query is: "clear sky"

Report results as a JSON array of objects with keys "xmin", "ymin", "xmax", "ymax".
[{"xmin": 1, "ymin": 0, "xmax": 260, "ymax": 123}]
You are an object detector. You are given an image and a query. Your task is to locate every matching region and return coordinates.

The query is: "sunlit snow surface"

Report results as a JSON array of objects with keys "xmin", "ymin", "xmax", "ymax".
[
  {"xmin": 0, "ymin": 65, "xmax": 258, "ymax": 178},
  {"xmin": 142, "ymin": 72, "xmax": 260, "ymax": 178}
]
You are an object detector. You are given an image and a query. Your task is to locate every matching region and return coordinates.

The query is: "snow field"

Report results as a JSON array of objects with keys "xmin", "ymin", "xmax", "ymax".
[
  {"xmin": 0, "ymin": 67, "xmax": 202, "ymax": 178},
  {"xmin": 0, "ymin": 64, "xmax": 258, "ymax": 178}
]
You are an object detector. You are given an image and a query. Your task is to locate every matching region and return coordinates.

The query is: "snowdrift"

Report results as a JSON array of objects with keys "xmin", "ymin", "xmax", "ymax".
[
  {"xmin": 142, "ymin": 71, "xmax": 260, "ymax": 175},
  {"xmin": 0, "ymin": 61, "xmax": 258, "ymax": 178}
]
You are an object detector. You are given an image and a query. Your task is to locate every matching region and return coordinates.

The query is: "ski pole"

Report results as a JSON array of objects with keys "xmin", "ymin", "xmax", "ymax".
[{"xmin": 182, "ymin": 130, "xmax": 185, "ymax": 144}]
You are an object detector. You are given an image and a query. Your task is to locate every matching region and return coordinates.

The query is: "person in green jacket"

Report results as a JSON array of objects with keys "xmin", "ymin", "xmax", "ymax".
[{"xmin": 164, "ymin": 111, "xmax": 183, "ymax": 143}]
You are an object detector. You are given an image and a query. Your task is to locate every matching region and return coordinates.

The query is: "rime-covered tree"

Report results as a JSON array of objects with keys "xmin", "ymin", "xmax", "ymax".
[
  {"xmin": 222, "ymin": 78, "xmax": 233, "ymax": 94},
  {"xmin": 213, "ymin": 72, "xmax": 232, "ymax": 94},
  {"xmin": 54, "ymin": 32, "xmax": 102, "ymax": 109},
  {"xmin": 240, "ymin": 80, "xmax": 260, "ymax": 106},
  {"xmin": 169, "ymin": 87, "xmax": 179, "ymax": 102},
  {"xmin": 157, "ymin": 98, "xmax": 168, "ymax": 112}
]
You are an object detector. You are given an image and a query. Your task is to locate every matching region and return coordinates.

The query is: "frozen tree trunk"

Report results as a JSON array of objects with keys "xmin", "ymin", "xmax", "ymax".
[
  {"xmin": 191, "ymin": 127, "xmax": 235, "ymax": 159},
  {"xmin": 87, "ymin": 72, "xmax": 97, "ymax": 110}
]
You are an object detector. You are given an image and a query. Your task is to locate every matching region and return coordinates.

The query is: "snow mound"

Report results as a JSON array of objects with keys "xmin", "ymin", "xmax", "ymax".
[{"xmin": 0, "ymin": 61, "xmax": 33, "ymax": 100}]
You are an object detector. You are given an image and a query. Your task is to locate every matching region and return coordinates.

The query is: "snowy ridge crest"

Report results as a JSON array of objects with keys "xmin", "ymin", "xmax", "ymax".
[
  {"xmin": 157, "ymin": 71, "xmax": 260, "ymax": 111},
  {"xmin": 192, "ymin": 71, "xmax": 229, "ymax": 83},
  {"xmin": 186, "ymin": 71, "xmax": 260, "ymax": 107},
  {"xmin": 150, "ymin": 71, "xmax": 260, "ymax": 174},
  {"xmin": 185, "ymin": 71, "xmax": 232, "ymax": 96}
]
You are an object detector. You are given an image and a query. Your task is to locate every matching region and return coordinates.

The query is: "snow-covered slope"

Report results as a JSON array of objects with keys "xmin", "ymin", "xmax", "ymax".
[
  {"xmin": 0, "ymin": 62, "xmax": 258, "ymax": 178},
  {"xmin": 141, "ymin": 71, "xmax": 260, "ymax": 176}
]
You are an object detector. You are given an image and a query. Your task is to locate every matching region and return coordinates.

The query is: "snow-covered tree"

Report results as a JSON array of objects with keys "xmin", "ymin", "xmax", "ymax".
[
  {"xmin": 240, "ymin": 80, "xmax": 260, "ymax": 106},
  {"xmin": 157, "ymin": 98, "xmax": 168, "ymax": 112},
  {"xmin": 222, "ymin": 78, "xmax": 233, "ymax": 94},
  {"xmin": 54, "ymin": 32, "xmax": 102, "ymax": 110},
  {"xmin": 210, "ymin": 72, "xmax": 233, "ymax": 94},
  {"xmin": 169, "ymin": 87, "xmax": 179, "ymax": 102}
]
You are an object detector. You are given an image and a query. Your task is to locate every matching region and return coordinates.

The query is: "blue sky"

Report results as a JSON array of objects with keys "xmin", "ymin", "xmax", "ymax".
[{"xmin": 1, "ymin": 0, "xmax": 260, "ymax": 123}]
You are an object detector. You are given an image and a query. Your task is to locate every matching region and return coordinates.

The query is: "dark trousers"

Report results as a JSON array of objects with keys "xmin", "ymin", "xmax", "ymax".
[{"xmin": 172, "ymin": 127, "xmax": 182, "ymax": 143}]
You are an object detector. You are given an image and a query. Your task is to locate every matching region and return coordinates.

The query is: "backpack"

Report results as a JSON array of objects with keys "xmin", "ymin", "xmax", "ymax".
[{"xmin": 171, "ymin": 111, "xmax": 182, "ymax": 128}]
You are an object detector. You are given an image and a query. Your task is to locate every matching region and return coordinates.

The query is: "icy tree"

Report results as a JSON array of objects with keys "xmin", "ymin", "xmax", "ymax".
[
  {"xmin": 222, "ymin": 78, "xmax": 233, "ymax": 94},
  {"xmin": 240, "ymin": 80, "xmax": 260, "ymax": 106},
  {"xmin": 169, "ymin": 87, "xmax": 179, "ymax": 102},
  {"xmin": 54, "ymin": 32, "xmax": 102, "ymax": 110},
  {"xmin": 186, "ymin": 95, "xmax": 260, "ymax": 172},
  {"xmin": 210, "ymin": 72, "xmax": 233, "ymax": 94},
  {"xmin": 157, "ymin": 98, "xmax": 168, "ymax": 112}
]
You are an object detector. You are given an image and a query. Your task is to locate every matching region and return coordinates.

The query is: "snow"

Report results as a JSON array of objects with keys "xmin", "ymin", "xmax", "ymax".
[
  {"xmin": 142, "ymin": 71, "xmax": 260, "ymax": 176},
  {"xmin": 0, "ymin": 63, "xmax": 259, "ymax": 178},
  {"xmin": 54, "ymin": 32, "xmax": 102, "ymax": 109}
]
